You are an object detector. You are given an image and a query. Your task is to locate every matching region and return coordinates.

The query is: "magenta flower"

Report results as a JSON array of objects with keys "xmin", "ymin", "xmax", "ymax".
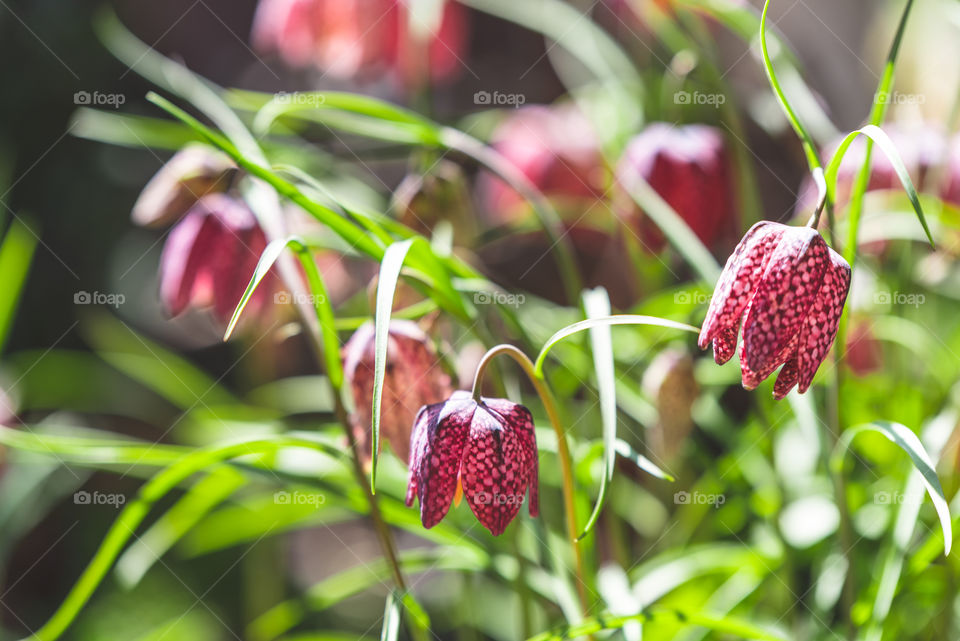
[
  {"xmin": 617, "ymin": 123, "xmax": 737, "ymax": 250},
  {"xmin": 406, "ymin": 391, "xmax": 539, "ymax": 536},
  {"xmin": 159, "ymin": 194, "xmax": 273, "ymax": 326},
  {"xmin": 698, "ymin": 222, "xmax": 851, "ymax": 399}
]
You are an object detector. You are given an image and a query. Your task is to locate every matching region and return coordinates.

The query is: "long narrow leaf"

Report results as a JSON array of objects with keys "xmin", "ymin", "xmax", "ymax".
[
  {"xmin": 371, "ymin": 239, "xmax": 415, "ymax": 491},
  {"xmin": 579, "ymin": 288, "xmax": 616, "ymax": 540},
  {"xmin": 825, "ymin": 124, "xmax": 933, "ymax": 246},
  {"xmin": 831, "ymin": 420, "xmax": 951, "ymax": 555}
]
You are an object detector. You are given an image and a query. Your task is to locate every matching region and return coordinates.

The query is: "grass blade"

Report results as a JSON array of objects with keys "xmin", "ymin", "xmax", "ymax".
[
  {"xmin": 831, "ymin": 420, "xmax": 951, "ymax": 555},
  {"xmin": 825, "ymin": 124, "xmax": 933, "ymax": 247},
  {"xmin": 371, "ymin": 239, "xmax": 415, "ymax": 491},
  {"xmin": 578, "ymin": 288, "xmax": 616, "ymax": 540}
]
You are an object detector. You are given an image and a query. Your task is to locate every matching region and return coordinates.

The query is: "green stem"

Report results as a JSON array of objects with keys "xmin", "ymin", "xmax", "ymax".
[
  {"xmin": 841, "ymin": 0, "xmax": 915, "ymax": 269},
  {"xmin": 831, "ymin": 0, "xmax": 915, "ymax": 621},
  {"xmin": 470, "ymin": 344, "xmax": 591, "ymax": 620}
]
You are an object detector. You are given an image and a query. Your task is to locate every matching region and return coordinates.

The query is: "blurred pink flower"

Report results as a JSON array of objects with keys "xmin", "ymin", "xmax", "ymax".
[
  {"xmin": 159, "ymin": 194, "xmax": 274, "ymax": 326},
  {"xmin": 342, "ymin": 320, "xmax": 452, "ymax": 465},
  {"xmin": 616, "ymin": 122, "xmax": 737, "ymax": 250},
  {"xmin": 406, "ymin": 391, "xmax": 539, "ymax": 535},
  {"xmin": 698, "ymin": 222, "xmax": 851, "ymax": 399},
  {"xmin": 478, "ymin": 104, "xmax": 607, "ymax": 226},
  {"xmin": 251, "ymin": 0, "xmax": 467, "ymax": 84}
]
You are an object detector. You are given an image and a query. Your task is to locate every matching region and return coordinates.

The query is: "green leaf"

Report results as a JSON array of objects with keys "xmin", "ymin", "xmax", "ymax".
[
  {"xmin": 825, "ymin": 124, "xmax": 933, "ymax": 247},
  {"xmin": 526, "ymin": 607, "xmax": 787, "ymax": 641},
  {"xmin": 578, "ymin": 288, "xmax": 616, "ymax": 540},
  {"xmin": 0, "ymin": 217, "xmax": 38, "ymax": 354},
  {"xmin": 371, "ymin": 239, "xmax": 415, "ymax": 491},
  {"xmin": 831, "ymin": 420, "xmax": 951, "ymax": 555},
  {"xmin": 380, "ymin": 592, "xmax": 401, "ymax": 641},
  {"xmin": 758, "ymin": 0, "xmax": 823, "ymax": 173},
  {"xmin": 224, "ymin": 238, "xmax": 291, "ymax": 341},
  {"xmin": 614, "ymin": 440, "xmax": 675, "ymax": 482},
  {"xmin": 114, "ymin": 465, "xmax": 246, "ymax": 588},
  {"xmin": 534, "ymin": 315, "xmax": 700, "ymax": 376}
]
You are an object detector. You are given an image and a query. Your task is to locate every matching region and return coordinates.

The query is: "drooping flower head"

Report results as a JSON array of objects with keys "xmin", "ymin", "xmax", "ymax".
[
  {"xmin": 698, "ymin": 222, "xmax": 851, "ymax": 399},
  {"xmin": 159, "ymin": 194, "xmax": 274, "ymax": 326},
  {"xmin": 406, "ymin": 391, "xmax": 539, "ymax": 536},
  {"xmin": 342, "ymin": 320, "xmax": 452, "ymax": 465},
  {"xmin": 616, "ymin": 122, "xmax": 737, "ymax": 250}
]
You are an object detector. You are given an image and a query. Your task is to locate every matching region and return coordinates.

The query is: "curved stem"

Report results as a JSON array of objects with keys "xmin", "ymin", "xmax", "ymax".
[{"xmin": 471, "ymin": 344, "xmax": 591, "ymax": 619}]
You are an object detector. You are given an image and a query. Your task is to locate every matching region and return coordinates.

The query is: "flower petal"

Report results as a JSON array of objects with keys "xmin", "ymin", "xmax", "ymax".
[
  {"xmin": 712, "ymin": 326, "xmax": 739, "ymax": 365},
  {"xmin": 461, "ymin": 400, "xmax": 537, "ymax": 535},
  {"xmin": 699, "ymin": 221, "xmax": 785, "ymax": 349},
  {"xmin": 797, "ymin": 249, "xmax": 852, "ymax": 392},
  {"xmin": 159, "ymin": 209, "xmax": 220, "ymax": 317},
  {"xmin": 483, "ymin": 398, "xmax": 540, "ymax": 517},
  {"xmin": 773, "ymin": 352, "xmax": 799, "ymax": 400},
  {"xmin": 741, "ymin": 227, "xmax": 828, "ymax": 382},
  {"xmin": 406, "ymin": 392, "xmax": 473, "ymax": 529}
]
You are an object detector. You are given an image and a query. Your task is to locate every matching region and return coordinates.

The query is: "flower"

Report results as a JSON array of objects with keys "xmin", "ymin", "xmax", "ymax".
[
  {"xmin": 698, "ymin": 222, "xmax": 851, "ymax": 399},
  {"xmin": 478, "ymin": 104, "xmax": 606, "ymax": 226},
  {"xmin": 342, "ymin": 320, "xmax": 452, "ymax": 465},
  {"xmin": 132, "ymin": 144, "xmax": 234, "ymax": 228},
  {"xmin": 616, "ymin": 122, "xmax": 737, "ymax": 250},
  {"xmin": 158, "ymin": 194, "xmax": 273, "ymax": 326},
  {"xmin": 251, "ymin": 0, "xmax": 466, "ymax": 84},
  {"xmin": 406, "ymin": 391, "xmax": 539, "ymax": 535}
]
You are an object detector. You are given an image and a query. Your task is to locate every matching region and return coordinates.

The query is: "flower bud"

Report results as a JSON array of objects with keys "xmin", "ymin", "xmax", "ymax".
[
  {"xmin": 616, "ymin": 122, "xmax": 737, "ymax": 250},
  {"xmin": 132, "ymin": 145, "xmax": 234, "ymax": 228}
]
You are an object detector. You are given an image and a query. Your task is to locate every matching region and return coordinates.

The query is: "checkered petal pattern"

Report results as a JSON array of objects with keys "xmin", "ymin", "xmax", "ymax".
[
  {"xmin": 406, "ymin": 391, "xmax": 539, "ymax": 535},
  {"xmin": 697, "ymin": 222, "xmax": 852, "ymax": 398}
]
